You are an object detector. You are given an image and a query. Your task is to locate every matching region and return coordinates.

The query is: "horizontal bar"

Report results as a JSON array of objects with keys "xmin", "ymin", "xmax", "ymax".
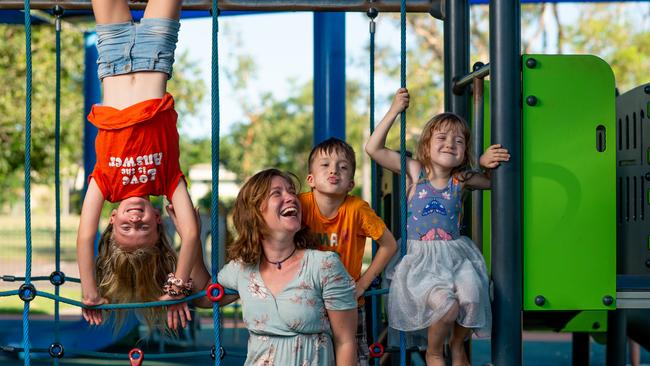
[
  {"xmin": 0, "ymin": 0, "xmax": 438, "ymax": 12},
  {"xmin": 452, "ymin": 63, "xmax": 490, "ymax": 95}
]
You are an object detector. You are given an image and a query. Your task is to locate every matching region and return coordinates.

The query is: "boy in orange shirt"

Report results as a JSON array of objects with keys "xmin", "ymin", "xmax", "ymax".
[{"xmin": 300, "ymin": 137, "xmax": 397, "ymax": 365}]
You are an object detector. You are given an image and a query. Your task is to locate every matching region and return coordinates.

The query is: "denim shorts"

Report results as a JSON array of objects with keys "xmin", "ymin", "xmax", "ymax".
[{"xmin": 95, "ymin": 18, "xmax": 180, "ymax": 80}]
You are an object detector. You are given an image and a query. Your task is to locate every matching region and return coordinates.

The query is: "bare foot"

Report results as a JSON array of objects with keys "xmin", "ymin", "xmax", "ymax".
[{"xmin": 425, "ymin": 350, "xmax": 446, "ymax": 366}]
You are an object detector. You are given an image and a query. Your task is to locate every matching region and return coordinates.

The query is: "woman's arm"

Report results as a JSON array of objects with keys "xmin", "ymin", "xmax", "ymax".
[
  {"xmin": 76, "ymin": 179, "xmax": 108, "ymax": 325},
  {"xmin": 328, "ymin": 308, "xmax": 358, "ymax": 366}
]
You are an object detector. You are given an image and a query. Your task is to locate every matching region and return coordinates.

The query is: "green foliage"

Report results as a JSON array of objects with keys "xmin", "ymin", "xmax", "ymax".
[
  {"xmin": 563, "ymin": 5, "xmax": 650, "ymax": 93},
  {"xmin": 0, "ymin": 24, "xmax": 85, "ymax": 205}
]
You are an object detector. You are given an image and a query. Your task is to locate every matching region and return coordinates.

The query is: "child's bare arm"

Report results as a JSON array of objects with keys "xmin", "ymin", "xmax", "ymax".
[
  {"xmin": 77, "ymin": 179, "xmax": 108, "ymax": 324},
  {"xmin": 169, "ymin": 180, "xmax": 200, "ymax": 284},
  {"xmin": 355, "ymin": 229, "xmax": 397, "ymax": 299},
  {"xmin": 465, "ymin": 144, "xmax": 510, "ymax": 190},
  {"xmin": 365, "ymin": 88, "xmax": 420, "ymax": 184}
]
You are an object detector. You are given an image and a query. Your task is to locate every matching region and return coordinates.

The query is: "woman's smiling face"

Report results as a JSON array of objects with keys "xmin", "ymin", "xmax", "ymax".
[{"xmin": 260, "ymin": 175, "xmax": 302, "ymax": 236}]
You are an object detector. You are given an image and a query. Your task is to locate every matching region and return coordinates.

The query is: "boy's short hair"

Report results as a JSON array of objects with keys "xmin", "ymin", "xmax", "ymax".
[{"xmin": 308, "ymin": 137, "xmax": 357, "ymax": 174}]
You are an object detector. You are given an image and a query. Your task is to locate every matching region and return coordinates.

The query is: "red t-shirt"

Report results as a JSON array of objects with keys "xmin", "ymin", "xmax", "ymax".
[{"xmin": 87, "ymin": 93, "xmax": 184, "ymax": 203}]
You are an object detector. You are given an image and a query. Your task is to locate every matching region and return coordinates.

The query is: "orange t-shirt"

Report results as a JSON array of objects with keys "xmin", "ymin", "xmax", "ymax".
[
  {"xmin": 87, "ymin": 93, "xmax": 184, "ymax": 203},
  {"xmin": 299, "ymin": 192, "xmax": 386, "ymax": 282}
]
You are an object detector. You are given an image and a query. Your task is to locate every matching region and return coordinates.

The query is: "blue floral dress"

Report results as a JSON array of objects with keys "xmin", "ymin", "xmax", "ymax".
[
  {"xmin": 387, "ymin": 175, "xmax": 491, "ymax": 337},
  {"xmin": 218, "ymin": 249, "xmax": 357, "ymax": 366}
]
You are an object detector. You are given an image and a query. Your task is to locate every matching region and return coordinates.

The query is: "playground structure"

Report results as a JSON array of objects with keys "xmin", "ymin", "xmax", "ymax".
[{"xmin": 0, "ymin": 1, "xmax": 649, "ymax": 366}]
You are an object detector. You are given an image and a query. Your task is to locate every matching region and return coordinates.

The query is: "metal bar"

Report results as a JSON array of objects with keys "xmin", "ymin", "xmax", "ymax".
[
  {"xmin": 313, "ymin": 12, "xmax": 346, "ymax": 144},
  {"xmin": 606, "ymin": 309, "xmax": 626, "ymax": 366},
  {"xmin": 471, "ymin": 76, "xmax": 485, "ymax": 252},
  {"xmin": 453, "ymin": 63, "xmax": 490, "ymax": 95},
  {"xmin": 0, "ymin": 0, "xmax": 437, "ymax": 12},
  {"xmin": 571, "ymin": 332, "xmax": 590, "ymax": 366},
  {"xmin": 443, "ymin": 0, "xmax": 469, "ymax": 118},
  {"xmin": 83, "ymin": 31, "xmax": 100, "ymax": 256},
  {"xmin": 489, "ymin": 0, "xmax": 522, "ymax": 364}
]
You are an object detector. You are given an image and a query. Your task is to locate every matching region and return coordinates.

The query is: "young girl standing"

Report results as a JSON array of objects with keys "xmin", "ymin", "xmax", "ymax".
[
  {"xmin": 76, "ymin": 0, "xmax": 210, "ymax": 333},
  {"xmin": 365, "ymin": 88, "xmax": 509, "ymax": 366}
]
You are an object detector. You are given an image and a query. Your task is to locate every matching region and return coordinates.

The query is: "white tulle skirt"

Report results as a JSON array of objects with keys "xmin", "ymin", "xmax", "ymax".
[{"xmin": 387, "ymin": 236, "xmax": 491, "ymax": 337}]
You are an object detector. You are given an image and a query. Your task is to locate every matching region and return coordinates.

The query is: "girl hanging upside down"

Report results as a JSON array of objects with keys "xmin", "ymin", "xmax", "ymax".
[{"xmin": 76, "ymin": 0, "xmax": 210, "ymax": 333}]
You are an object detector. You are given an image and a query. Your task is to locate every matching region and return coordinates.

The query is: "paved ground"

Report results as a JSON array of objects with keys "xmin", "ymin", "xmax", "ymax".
[{"xmin": 1, "ymin": 328, "xmax": 649, "ymax": 365}]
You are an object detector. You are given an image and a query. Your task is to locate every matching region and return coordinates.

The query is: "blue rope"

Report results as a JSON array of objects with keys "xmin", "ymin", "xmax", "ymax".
[
  {"xmin": 54, "ymin": 13, "xmax": 62, "ymax": 366},
  {"xmin": 368, "ymin": 13, "xmax": 381, "ymax": 366},
  {"xmin": 3, "ymin": 347, "xmax": 247, "ymax": 360},
  {"xmin": 399, "ymin": 1, "xmax": 407, "ymax": 365},
  {"xmin": 211, "ymin": 2, "xmax": 222, "ymax": 366},
  {"xmin": 34, "ymin": 288, "xmax": 238, "ymax": 310},
  {"xmin": 0, "ymin": 276, "xmax": 80, "ymax": 283},
  {"xmin": 23, "ymin": 1, "xmax": 33, "ymax": 365}
]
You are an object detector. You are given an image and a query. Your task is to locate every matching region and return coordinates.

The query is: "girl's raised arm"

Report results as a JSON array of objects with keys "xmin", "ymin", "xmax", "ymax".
[{"xmin": 365, "ymin": 88, "xmax": 420, "ymax": 183}]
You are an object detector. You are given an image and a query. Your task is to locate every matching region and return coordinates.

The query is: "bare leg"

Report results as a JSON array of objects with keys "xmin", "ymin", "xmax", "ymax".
[
  {"xmin": 143, "ymin": 0, "xmax": 182, "ymax": 21},
  {"xmin": 91, "ymin": 0, "xmax": 132, "ymax": 24},
  {"xmin": 426, "ymin": 302, "xmax": 459, "ymax": 366},
  {"xmin": 94, "ymin": 0, "xmax": 182, "ymax": 108},
  {"xmin": 449, "ymin": 323, "xmax": 471, "ymax": 366},
  {"xmin": 629, "ymin": 338, "xmax": 640, "ymax": 366}
]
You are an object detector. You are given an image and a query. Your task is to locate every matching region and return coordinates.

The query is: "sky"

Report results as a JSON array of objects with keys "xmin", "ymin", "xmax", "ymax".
[
  {"xmin": 176, "ymin": 11, "xmax": 396, "ymax": 139},
  {"xmin": 174, "ymin": 4, "xmax": 648, "ymax": 139}
]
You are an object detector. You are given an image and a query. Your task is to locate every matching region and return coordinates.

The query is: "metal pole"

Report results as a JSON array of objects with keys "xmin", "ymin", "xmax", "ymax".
[
  {"xmin": 0, "ymin": 0, "xmax": 438, "ymax": 12},
  {"xmin": 83, "ymin": 31, "xmax": 100, "ymax": 253},
  {"xmin": 489, "ymin": 0, "xmax": 522, "ymax": 365},
  {"xmin": 313, "ymin": 12, "xmax": 346, "ymax": 144},
  {"xmin": 571, "ymin": 332, "xmax": 590, "ymax": 366},
  {"xmin": 443, "ymin": 0, "xmax": 469, "ymax": 119},
  {"xmin": 606, "ymin": 309, "xmax": 626, "ymax": 366},
  {"xmin": 453, "ymin": 63, "xmax": 490, "ymax": 95},
  {"xmin": 471, "ymin": 75, "xmax": 485, "ymax": 251}
]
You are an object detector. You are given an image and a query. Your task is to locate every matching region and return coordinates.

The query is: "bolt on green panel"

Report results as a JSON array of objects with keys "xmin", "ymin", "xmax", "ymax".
[
  {"xmin": 522, "ymin": 54, "xmax": 616, "ymax": 311},
  {"xmin": 560, "ymin": 310, "xmax": 608, "ymax": 333}
]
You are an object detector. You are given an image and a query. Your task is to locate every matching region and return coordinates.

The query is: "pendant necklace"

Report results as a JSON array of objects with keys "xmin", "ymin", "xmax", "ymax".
[{"xmin": 263, "ymin": 246, "xmax": 297, "ymax": 270}]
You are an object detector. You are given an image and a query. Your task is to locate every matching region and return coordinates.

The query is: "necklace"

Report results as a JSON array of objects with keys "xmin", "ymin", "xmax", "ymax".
[{"xmin": 263, "ymin": 246, "xmax": 297, "ymax": 270}]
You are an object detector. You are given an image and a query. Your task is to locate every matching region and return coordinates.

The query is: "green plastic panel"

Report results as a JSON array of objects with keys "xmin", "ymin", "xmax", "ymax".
[
  {"xmin": 560, "ymin": 310, "xmax": 608, "ymax": 333},
  {"xmin": 522, "ymin": 54, "xmax": 616, "ymax": 311}
]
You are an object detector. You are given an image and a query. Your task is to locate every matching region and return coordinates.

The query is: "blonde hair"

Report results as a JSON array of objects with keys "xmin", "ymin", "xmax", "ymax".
[
  {"xmin": 416, "ymin": 112, "xmax": 474, "ymax": 179},
  {"xmin": 96, "ymin": 223, "xmax": 177, "ymax": 334},
  {"xmin": 229, "ymin": 168, "xmax": 316, "ymax": 265}
]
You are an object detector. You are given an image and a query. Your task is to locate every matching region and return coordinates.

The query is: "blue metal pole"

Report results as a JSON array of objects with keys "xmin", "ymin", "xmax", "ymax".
[
  {"xmin": 313, "ymin": 12, "xmax": 346, "ymax": 144},
  {"xmin": 83, "ymin": 31, "xmax": 100, "ymax": 253}
]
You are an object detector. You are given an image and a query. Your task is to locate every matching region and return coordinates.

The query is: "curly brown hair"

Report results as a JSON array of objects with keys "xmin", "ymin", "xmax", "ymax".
[
  {"xmin": 229, "ymin": 168, "xmax": 316, "ymax": 265},
  {"xmin": 416, "ymin": 112, "xmax": 475, "ymax": 179},
  {"xmin": 96, "ymin": 222, "xmax": 177, "ymax": 335}
]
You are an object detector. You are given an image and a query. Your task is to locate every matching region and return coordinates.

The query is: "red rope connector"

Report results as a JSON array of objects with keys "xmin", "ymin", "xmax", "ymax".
[
  {"xmin": 369, "ymin": 342, "xmax": 384, "ymax": 358},
  {"xmin": 128, "ymin": 348, "xmax": 144, "ymax": 366},
  {"xmin": 206, "ymin": 283, "xmax": 224, "ymax": 302}
]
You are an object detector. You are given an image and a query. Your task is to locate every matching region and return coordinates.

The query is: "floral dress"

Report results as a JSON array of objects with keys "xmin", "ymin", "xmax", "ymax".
[
  {"xmin": 218, "ymin": 249, "xmax": 357, "ymax": 366},
  {"xmin": 387, "ymin": 175, "xmax": 491, "ymax": 337}
]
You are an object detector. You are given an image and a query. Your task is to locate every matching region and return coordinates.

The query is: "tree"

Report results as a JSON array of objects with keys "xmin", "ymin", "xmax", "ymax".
[{"xmin": 0, "ymin": 22, "xmax": 206, "ymax": 207}]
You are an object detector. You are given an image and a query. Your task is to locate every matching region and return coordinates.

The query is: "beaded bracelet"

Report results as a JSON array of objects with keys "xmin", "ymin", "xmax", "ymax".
[{"xmin": 162, "ymin": 273, "xmax": 193, "ymax": 297}]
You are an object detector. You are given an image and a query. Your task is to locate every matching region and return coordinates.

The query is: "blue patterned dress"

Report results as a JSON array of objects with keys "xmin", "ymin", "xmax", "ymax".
[
  {"xmin": 388, "ymin": 174, "xmax": 491, "ymax": 336},
  {"xmin": 219, "ymin": 249, "xmax": 357, "ymax": 365}
]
